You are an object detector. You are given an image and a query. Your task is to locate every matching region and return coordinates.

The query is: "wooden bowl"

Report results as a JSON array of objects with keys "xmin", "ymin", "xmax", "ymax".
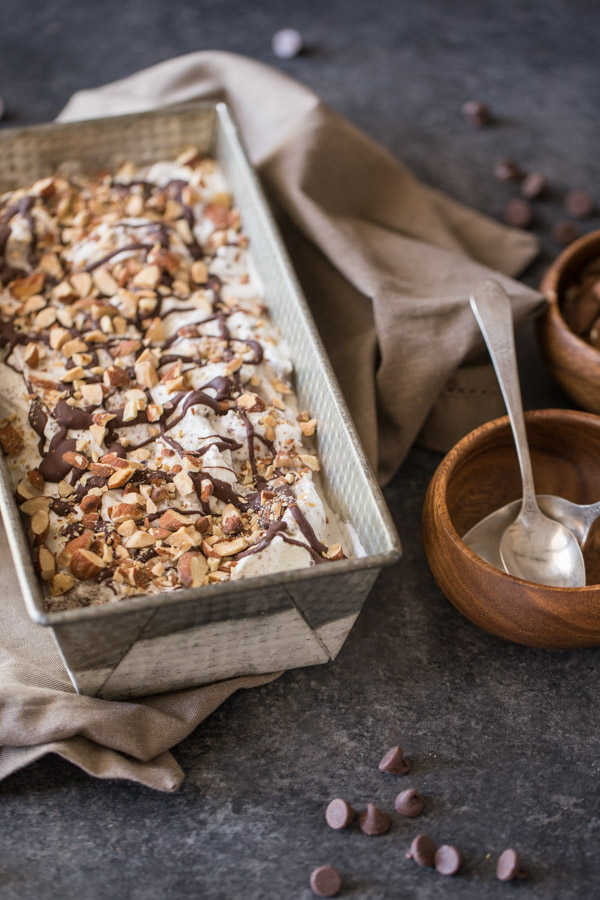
[
  {"xmin": 422, "ymin": 408, "xmax": 600, "ymax": 648},
  {"xmin": 538, "ymin": 228, "xmax": 600, "ymax": 412}
]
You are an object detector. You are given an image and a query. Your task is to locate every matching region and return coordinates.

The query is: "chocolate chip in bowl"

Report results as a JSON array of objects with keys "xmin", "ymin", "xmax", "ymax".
[{"xmin": 538, "ymin": 228, "xmax": 600, "ymax": 413}]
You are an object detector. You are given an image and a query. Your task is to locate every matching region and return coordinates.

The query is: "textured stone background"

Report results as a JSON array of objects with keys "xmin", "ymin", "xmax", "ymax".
[{"xmin": 1, "ymin": 1, "xmax": 599, "ymax": 898}]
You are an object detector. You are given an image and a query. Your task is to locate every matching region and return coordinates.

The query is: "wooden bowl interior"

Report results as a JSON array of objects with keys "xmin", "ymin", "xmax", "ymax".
[
  {"xmin": 551, "ymin": 235, "xmax": 600, "ymax": 324},
  {"xmin": 446, "ymin": 415, "xmax": 600, "ymax": 584}
]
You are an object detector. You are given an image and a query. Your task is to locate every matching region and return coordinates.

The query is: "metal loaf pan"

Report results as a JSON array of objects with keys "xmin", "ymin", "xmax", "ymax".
[{"xmin": 0, "ymin": 102, "xmax": 401, "ymax": 698}]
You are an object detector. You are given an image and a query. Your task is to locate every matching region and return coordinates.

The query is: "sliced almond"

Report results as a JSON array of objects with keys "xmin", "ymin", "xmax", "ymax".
[
  {"xmin": 158, "ymin": 509, "xmax": 195, "ymax": 531},
  {"xmin": 212, "ymin": 536, "xmax": 248, "ymax": 557},
  {"xmin": 70, "ymin": 271, "xmax": 93, "ymax": 297},
  {"xmin": 221, "ymin": 504, "xmax": 243, "ymax": 535},
  {"xmin": 38, "ymin": 546, "xmax": 56, "ymax": 581},
  {"xmin": 177, "ymin": 550, "xmax": 208, "ymax": 587},
  {"xmin": 81, "ymin": 383, "xmax": 104, "ymax": 406},
  {"xmin": 173, "ymin": 470, "xmax": 195, "ymax": 497},
  {"xmin": 110, "ymin": 501, "xmax": 145, "ymax": 523},
  {"xmin": 132, "ymin": 265, "xmax": 161, "ymax": 289},
  {"xmin": 124, "ymin": 531, "xmax": 157, "ymax": 549},
  {"xmin": 30, "ymin": 508, "xmax": 50, "ymax": 536},
  {"xmin": 10, "ymin": 272, "xmax": 45, "ymax": 300},
  {"xmin": 92, "ymin": 268, "xmax": 118, "ymax": 297},
  {"xmin": 61, "ymin": 450, "xmax": 88, "ymax": 470},
  {"xmin": 134, "ymin": 359, "xmax": 159, "ymax": 388},
  {"xmin": 50, "ymin": 573, "xmax": 75, "ymax": 596},
  {"xmin": 190, "ymin": 260, "xmax": 208, "ymax": 284},
  {"xmin": 145, "ymin": 317, "xmax": 165, "ymax": 344},
  {"xmin": 299, "ymin": 418, "xmax": 317, "ymax": 437},
  {"xmin": 108, "ymin": 467, "xmax": 135, "ymax": 489},
  {"xmin": 70, "ymin": 548, "xmax": 105, "ymax": 580}
]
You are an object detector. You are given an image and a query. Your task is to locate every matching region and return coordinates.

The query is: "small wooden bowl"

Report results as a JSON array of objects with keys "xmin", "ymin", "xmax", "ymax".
[
  {"xmin": 538, "ymin": 228, "xmax": 600, "ymax": 412},
  {"xmin": 422, "ymin": 408, "xmax": 600, "ymax": 648}
]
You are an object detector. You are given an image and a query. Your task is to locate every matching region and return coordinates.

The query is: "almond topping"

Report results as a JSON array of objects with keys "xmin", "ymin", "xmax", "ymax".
[
  {"xmin": 10, "ymin": 272, "xmax": 45, "ymax": 300},
  {"xmin": 109, "ymin": 501, "xmax": 145, "ymax": 522},
  {"xmin": 108, "ymin": 467, "xmax": 135, "ymax": 489},
  {"xmin": 177, "ymin": 550, "xmax": 208, "ymax": 587},
  {"xmin": 70, "ymin": 271, "xmax": 93, "ymax": 298},
  {"xmin": 221, "ymin": 504, "xmax": 243, "ymax": 535},
  {"xmin": 190, "ymin": 260, "xmax": 208, "ymax": 284},
  {"xmin": 62, "ymin": 450, "xmax": 89, "ymax": 470},
  {"xmin": 50, "ymin": 573, "xmax": 75, "ymax": 596},
  {"xmin": 38, "ymin": 546, "xmax": 56, "ymax": 581},
  {"xmin": 70, "ymin": 548, "xmax": 105, "ymax": 580},
  {"xmin": 30, "ymin": 508, "xmax": 50, "ymax": 536},
  {"xmin": 92, "ymin": 268, "xmax": 118, "ymax": 297},
  {"xmin": 124, "ymin": 531, "xmax": 157, "ymax": 549},
  {"xmin": 173, "ymin": 470, "xmax": 195, "ymax": 497},
  {"xmin": 212, "ymin": 536, "xmax": 248, "ymax": 557},
  {"xmin": 159, "ymin": 509, "xmax": 196, "ymax": 531},
  {"xmin": 80, "ymin": 383, "xmax": 104, "ymax": 406},
  {"xmin": 132, "ymin": 265, "xmax": 161, "ymax": 289}
]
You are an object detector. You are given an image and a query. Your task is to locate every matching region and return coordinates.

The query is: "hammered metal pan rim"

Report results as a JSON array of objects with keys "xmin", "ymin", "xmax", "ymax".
[{"xmin": 0, "ymin": 100, "xmax": 401, "ymax": 627}]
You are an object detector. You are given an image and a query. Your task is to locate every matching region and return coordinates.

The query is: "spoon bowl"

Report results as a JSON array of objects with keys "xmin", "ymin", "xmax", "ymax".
[{"xmin": 463, "ymin": 495, "xmax": 600, "ymax": 569}]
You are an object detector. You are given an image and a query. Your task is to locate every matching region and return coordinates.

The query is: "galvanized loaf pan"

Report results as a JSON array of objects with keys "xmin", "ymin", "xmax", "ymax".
[{"xmin": 0, "ymin": 102, "xmax": 401, "ymax": 698}]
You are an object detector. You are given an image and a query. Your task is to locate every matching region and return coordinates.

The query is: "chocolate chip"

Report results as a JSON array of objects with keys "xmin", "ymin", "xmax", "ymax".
[
  {"xmin": 325, "ymin": 798, "xmax": 355, "ymax": 830},
  {"xmin": 495, "ymin": 158, "xmax": 522, "ymax": 181},
  {"xmin": 358, "ymin": 802, "xmax": 390, "ymax": 836},
  {"xmin": 504, "ymin": 198, "xmax": 533, "ymax": 228},
  {"xmin": 521, "ymin": 171, "xmax": 546, "ymax": 199},
  {"xmin": 378, "ymin": 745, "xmax": 410, "ymax": 774},
  {"xmin": 310, "ymin": 866, "xmax": 342, "ymax": 897},
  {"xmin": 496, "ymin": 848, "xmax": 527, "ymax": 882},
  {"xmin": 552, "ymin": 219, "xmax": 581, "ymax": 246},
  {"xmin": 462, "ymin": 99, "xmax": 491, "ymax": 128},
  {"xmin": 406, "ymin": 834, "xmax": 437, "ymax": 867},
  {"xmin": 394, "ymin": 788, "xmax": 424, "ymax": 817},
  {"xmin": 434, "ymin": 845, "xmax": 462, "ymax": 876},
  {"xmin": 271, "ymin": 28, "xmax": 303, "ymax": 59},
  {"xmin": 564, "ymin": 188, "xmax": 595, "ymax": 219}
]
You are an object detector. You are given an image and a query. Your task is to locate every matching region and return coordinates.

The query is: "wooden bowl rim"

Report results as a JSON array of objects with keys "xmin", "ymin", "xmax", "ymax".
[
  {"xmin": 540, "ymin": 228, "xmax": 600, "ymax": 361},
  {"xmin": 432, "ymin": 407, "xmax": 600, "ymax": 593}
]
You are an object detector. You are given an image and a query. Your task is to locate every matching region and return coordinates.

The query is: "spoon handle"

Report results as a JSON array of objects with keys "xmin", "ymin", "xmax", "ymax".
[{"xmin": 470, "ymin": 280, "xmax": 538, "ymax": 516}]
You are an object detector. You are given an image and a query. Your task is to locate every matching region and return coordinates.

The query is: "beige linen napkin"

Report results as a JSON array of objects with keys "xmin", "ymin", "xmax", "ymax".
[{"xmin": 0, "ymin": 51, "xmax": 542, "ymax": 790}]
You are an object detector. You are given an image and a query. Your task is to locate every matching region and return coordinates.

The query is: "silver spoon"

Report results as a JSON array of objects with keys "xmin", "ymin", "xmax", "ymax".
[
  {"xmin": 462, "ymin": 495, "xmax": 600, "ymax": 570},
  {"xmin": 470, "ymin": 279, "xmax": 586, "ymax": 587}
]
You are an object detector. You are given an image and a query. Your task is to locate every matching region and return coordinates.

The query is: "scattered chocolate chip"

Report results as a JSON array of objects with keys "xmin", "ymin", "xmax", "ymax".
[
  {"xmin": 521, "ymin": 171, "xmax": 546, "ymax": 199},
  {"xmin": 310, "ymin": 865, "xmax": 342, "ymax": 897},
  {"xmin": 0, "ymin": 96, "xmax": 5, "ymax": 121},
  {"xmin": 271, "ymin": 28, "xmax": 303, "ymax": 59},
  {"xmin": 378, "ymin": 745, "xmax": 410, "ymax": 774},
  {"xmin": 494, "ymin": 158, "xmax": 522, "ymax": 181},
  {"xmin": 394, "ymin": 788, "xmax": 424, "ymax": 818},
  {"xmin": 325, "ymin": 798, "xmax": 355, "ymax": 830},
  {"xmin": 564, "ymin": 188, "xmax": 595, "ymax": 219},
  {"xmin": 504, "ymin": 198, "xmax": 533, "ymax": 228},
  {"xmin": 462, "ymin": 99, "xmax": 491, "ymax": 128},
  {"xmin": 496, "ymin": 849, "xmax": 527, "ymax": 882},
  {"xmin": 552, "ymin": 219, "xmax": 581, "ymax": 246},
  {"xmin": 434, "ymin": 845, "xmax": 462, "ymax": 876},
  {"xmin": 406, "ymin": 834, "xmax": 437, "ymax": 867},
  {"xmin": 358, "ymin": 802, "xmax": 390, "ymax": 836}
]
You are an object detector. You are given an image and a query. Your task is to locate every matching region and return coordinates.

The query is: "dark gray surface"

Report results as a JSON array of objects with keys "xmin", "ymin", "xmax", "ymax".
[{"xmin": 1, "ymin": 1, "xmax": 599, "ymax": 898}]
